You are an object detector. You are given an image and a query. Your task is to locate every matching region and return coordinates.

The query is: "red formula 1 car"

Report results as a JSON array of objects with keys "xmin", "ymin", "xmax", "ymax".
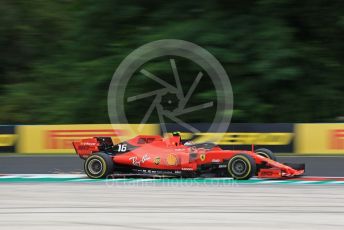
[{"xmin": 73, "ymin": 132, "xmax": 305, "ymax": 180}]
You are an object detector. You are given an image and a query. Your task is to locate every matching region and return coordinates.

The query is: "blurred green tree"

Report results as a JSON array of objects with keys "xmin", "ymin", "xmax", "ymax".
[{"xmin": 0, "ymin": 0, "xmax": 343, "ymax": 124}]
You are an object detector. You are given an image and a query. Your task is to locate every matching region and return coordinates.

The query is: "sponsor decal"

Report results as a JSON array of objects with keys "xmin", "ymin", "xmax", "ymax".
[
  {"xmin": 330, "ymin": 129, "xmax": 344, "ymax": 150},
  {"xmin": 183, "ymin": 132, "xmax": 293, "ymax": 145},
  {"xmin": 46, "ymin": 129, "xmax": 127, "ymax": 149},
  {"xmin": 181, "ymin": 168, "xmax": 193, "ymax": 171},
  {"xmin": 174, "ymin": 148, "xmax": 186, "ymax": 151},
  {"xmin": 154, "ymin": 157, "xmax": 161, "ymax": 165},
  {"xmin": 212, "ymin": 159, "xmax": 220, "ymax": 163},
  {"xmin": 129, "ymin": 154, "xmax": 150, "ymax": 166},
  {"xmin": 190, "ymin": 146, "xmax": 197, "ymax": 152},
  {"xmin": 200, "ymin": 153, "xmax": 206, "ymax": 161},
  {"xmin": 134, "ymin": 169, "xmax": 182, "ymax": 174},
  {"xmin": 81, "ymin": 142, "xmax": 98, "ymax": 146},
  {"xmin": 296, "ymin": 124, "xmax": 344, "ymax": 154},
  {"xmin": 164, "ymin": 123, "xmax": 294, "ymax": 153},
  {"xmin": 17, "ymin": 124, "xmax": 159, "ymax": 154},
  {"xmin": 166, "ymin": 153, "xmax": 178, "ymax": 166},
  {"xmin": 77, "ymin": 145, "xmax": 90, "ymax": 151}
]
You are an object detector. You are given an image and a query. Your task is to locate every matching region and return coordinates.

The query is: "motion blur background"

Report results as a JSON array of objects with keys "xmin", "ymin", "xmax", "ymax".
[
  {"xmin": 0, "ymin": 0, "xmax": 343, "ymax": 156},
  {"xmin": 1, "ymin": 3, "xmax": 344, "ymax": 229},
  {"xmin": 0, "ymin": 0, "xmax": 343, "ymax": 124}
]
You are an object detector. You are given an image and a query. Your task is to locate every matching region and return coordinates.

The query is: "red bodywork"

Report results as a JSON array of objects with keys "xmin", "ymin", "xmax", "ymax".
[{"xmin": 73, "ymin": 134, "xmax": 304, "ymax": 179}]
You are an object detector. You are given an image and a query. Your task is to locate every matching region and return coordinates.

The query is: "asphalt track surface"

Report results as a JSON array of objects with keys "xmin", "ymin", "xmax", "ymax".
[
  {"xmin": 1, "ymin": 154, "xmax": 344, "ymax": 176},
  {"xmin": 1, "ymin": 156, "xmax": 344, "ymax": 229},
  {"xmin": 1, "ymin": 182, "xmax": 344, "ymax": 230}
]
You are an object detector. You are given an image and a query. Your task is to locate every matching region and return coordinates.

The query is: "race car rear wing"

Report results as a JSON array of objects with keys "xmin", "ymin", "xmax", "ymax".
[{"xmin": 72, "ymin": 137, "xmax": 114, "ymax": 159}]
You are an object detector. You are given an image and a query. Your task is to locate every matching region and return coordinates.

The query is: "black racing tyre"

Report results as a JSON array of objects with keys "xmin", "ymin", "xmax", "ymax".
[
  {"xmin": 255, "ymin": 148, "xmax": 276, "ymax": 161},
  {"xmin": 227, "ymin": 154, "xmax": 256, "ymax": 180},
  {"xmin": 84, "ymin": 152, "xmax": 114, "ymax": 179}
]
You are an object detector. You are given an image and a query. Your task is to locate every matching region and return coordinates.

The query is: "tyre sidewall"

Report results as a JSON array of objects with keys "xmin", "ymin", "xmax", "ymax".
[
  {"xmin": 84, "ymin": 153, "xmax": 113, "ymax": 179},
  {"xmin": 228, "ymin": 154, "xmax": 256, "ymax": 180}
]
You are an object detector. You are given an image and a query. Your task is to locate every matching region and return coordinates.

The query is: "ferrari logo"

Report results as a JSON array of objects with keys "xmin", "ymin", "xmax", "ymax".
[
  {"xmin": 166, "ymin": 154, "xmax": 178, "ymax": 166},
  {"xmin": 200, "ymin": 153, "xmax": 206, "ymax": 161},
  {"xmin": 154, "ymin": 157, "xmax": 160, "ymax": 165}
]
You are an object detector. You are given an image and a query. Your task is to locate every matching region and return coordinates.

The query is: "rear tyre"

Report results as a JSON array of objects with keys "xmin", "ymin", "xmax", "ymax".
[
  {"xmin": 84, "ymin": 152, "xmax": 114, "ymax": 179},
  {"xmin": 255, "ymin": 148, "xmax": 276, "ymax": 161},
  {"xmin": 227, "ymin": 154, "xmax": 256, "ymax": 180}
]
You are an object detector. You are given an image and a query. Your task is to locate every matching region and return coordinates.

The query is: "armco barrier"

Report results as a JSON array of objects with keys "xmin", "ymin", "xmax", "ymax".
[
  {"xmin": 0, "ymin": 125, "xmax": 16, "ymax": 153},
  {"xmin": 163, "ymin": 123, "xmax": 294, "ymax": 153},
  {"xmin": 295, "ymin": 123, "xmax": 344, "ymax": 154},
  {"xmin": 16, "ymin": 124, "xmax": 159, "ymax": 154}
]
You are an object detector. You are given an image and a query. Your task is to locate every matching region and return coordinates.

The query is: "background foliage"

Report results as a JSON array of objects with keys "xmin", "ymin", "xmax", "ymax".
[{"xmin": 0, "ymin": 0, "xmax": 343, "ymax": 124}]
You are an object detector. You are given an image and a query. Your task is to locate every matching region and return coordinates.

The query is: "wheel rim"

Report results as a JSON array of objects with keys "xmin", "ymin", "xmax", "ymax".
[
  {"xmin": 88, "ymin": 158, "xmax": 103, "ymax": 175},
  {"xmin": 231, "ymin": 159, "xmax": 248, "ymax": 176}
]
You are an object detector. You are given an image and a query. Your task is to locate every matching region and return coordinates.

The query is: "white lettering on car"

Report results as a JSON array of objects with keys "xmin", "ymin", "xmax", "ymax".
[{"xmin": 129, "ymin": 154, "xmax": 151, "ymax": 166}]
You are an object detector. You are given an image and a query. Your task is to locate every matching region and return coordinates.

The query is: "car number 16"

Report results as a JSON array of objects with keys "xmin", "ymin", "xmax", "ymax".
[{"xmin": 117, "ymin": 144, "xmax": 127, "ymax": 152}]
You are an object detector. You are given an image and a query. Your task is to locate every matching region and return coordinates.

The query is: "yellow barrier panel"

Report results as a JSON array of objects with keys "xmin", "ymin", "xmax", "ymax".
[
  {"xmin": 295, "ymin": 124, "xmax": 344, "ymax": 154},
  {"xmin": 0, "ymin": 134, "xmax": 17, "ymax": 147},
  {"xmin": 17, "ymin": 124, "xmax": 159, "ymax": 154},
  {"xmin": 179, "ymin": 132, "xmax": 293, "ymax": 145}
]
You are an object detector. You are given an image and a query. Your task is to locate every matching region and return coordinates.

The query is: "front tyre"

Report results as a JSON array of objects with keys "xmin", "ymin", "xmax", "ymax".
[
  {"xmin": 84, "ymin": 152, "xmax": 114, "ymax": 179},
  {"xmin": 227, "ymin": 154, "xmax": 256, "ymax": 180},
  {"xmin": 255, "ymin": 148, "xmax": 276, "ymax": 161}
]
